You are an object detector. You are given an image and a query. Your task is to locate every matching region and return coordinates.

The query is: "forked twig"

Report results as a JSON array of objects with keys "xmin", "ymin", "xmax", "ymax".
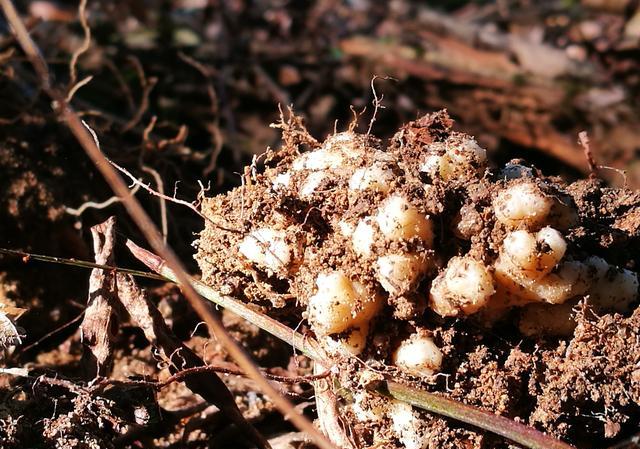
[
  {"xmin": 108, "ymin": 156, "xmax": 241, "ymax": 234},
  {"xmin": 367, "ymin": 75, "xmax": 391, "ymax": 135}
]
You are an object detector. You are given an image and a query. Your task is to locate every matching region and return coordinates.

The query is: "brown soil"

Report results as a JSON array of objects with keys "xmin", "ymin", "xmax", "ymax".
[{"xmin": 2, "ymin": 2, "xmax": 640, "ymax": 448}]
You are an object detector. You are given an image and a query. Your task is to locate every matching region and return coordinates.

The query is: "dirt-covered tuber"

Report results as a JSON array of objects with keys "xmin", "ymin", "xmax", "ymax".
[
  {"xmin": 392, "ymin": 332, "xmax": 443, "ymax": 377},
  {"xmin": 307, "ymin": 271, "xmax": 382, "ymax": 336},
  {"xmin": 430, "ymin": 256, "xmax": 495, "ymax": 317}
]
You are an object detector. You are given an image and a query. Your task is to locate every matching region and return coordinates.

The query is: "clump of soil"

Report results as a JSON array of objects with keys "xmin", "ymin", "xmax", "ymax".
[{"xmin": 195, "ymin": 110, "xmax": 640, "ymax": 448}]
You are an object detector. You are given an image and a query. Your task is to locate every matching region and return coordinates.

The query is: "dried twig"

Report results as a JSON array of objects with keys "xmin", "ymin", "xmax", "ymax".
[
  {"xmin": 157, "ymin": 124, "xmax": 188, "ymax": 150},
  {"xmin": 0, "ymin": 247, "xmax": 166, "ymax": 281},
  {"xmin": 97, "ymin": 365, "xmax": 331, "ymax": 391},
  {"xmin": 577, "ymin": 131, "xmax": 628, "ymax": 185},
  {"xmin": 140, "ymin": 165, "xmax": 168, "ymax": 243},
  {"xmin": 66, "ymin": 74, "xmax": 93, "ymax": 103},
  {"xmin": 108, "ymin": 156, "xmax": 241, "ymax": 234},
  {"xmin": 177, "ymin": 52, "xmax": 224, "ymax": 176},
  {"xmin": 108, "ymin": 158, "xmax": 205, "ymax": 221},
  {"xmin": 0, "ymin": 3, "xmax": 332, "ymax": 447},
  {"xmin": 19, "ymin": 310, "xmax": 85, "ymax": 354},
  {"xmin": 367, "ymin": 75, "xmax": 395, "ymax": 135},
  {"xmin": 80, "ymin": 217, "xmax": 120, "ymax": 378}
]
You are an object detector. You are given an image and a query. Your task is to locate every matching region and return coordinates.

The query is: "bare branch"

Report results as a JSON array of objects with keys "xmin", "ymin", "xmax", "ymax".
[
  {"xmin": 108, "ymin": 157, "xmax": 241, "ymax": 234},
  {"xmin": 108, "ymin": 158, "xmax": 205, "ymax": 221}
]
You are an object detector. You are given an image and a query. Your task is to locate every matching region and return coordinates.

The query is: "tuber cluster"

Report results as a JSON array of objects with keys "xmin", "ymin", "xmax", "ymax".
[{"xmin": 195, "ymin": 111, "xmax": 640, "ymax": 448}]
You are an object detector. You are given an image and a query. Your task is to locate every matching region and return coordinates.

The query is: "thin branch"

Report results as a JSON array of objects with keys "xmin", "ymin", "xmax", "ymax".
[
  {"xmin": 367, "ymin": 75, "xmax": 395, "ymax": 135},
  {"xmin": 65, "ymin": 74, "xmax": 93, "ymax": 102},
  {"xmin": 108, "ymin": 158, "xmax": 206, "ymax": 221},
  {"xmin": 108, "ymin": 157, "xmax": 241, "ymax": 234},
  {"xmin": 96, "ymin": 365, "xmax": 331, "ymax": 391},
  {"xmin": 122, "ymin": 56, "xmax": 157, "ymax": 133},
  {"xmin": 177, "ymin": 52, "xmax": 223, "ymax": 177},
  {"xmin": 578, "ymin": 130, "xmax": 598, "ymax": 177},
  {"xmin": 381, "ymin": 381, "xmax": 575, "ymax": 449},
  {"xmin": 0, "ymin": 365, "xmax": 330, "ymax": 399},
  {"xmin": 19, "ymin": 310, "xmax": 85, "ymax": 354},
  {"xmin": 578, "ymin": 131, "xmax": 628, "ymax": 186},
  {"xmin": 157, "ymin": 124, "xmax": 188, "ymax": 150}
]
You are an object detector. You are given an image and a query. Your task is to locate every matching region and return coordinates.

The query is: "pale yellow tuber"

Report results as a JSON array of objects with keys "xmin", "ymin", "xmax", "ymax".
[
  {"xmin": 238, "ymin": 228, "xmax": 292, "ymax": 274},
  {"xmin": 307, "ymin": 271, "xmax": 382, "ymax": 336},
  {"xmin": 324, "ymin": 323, "xmax": 370, "ymax": 356},
  {"xmin": 392, "ymin": 333, "xmax": 443, "ymax": 377},
  {"xmin": 494, "ymin": 181, "xmax": 553, "ymax": 229},
  {"xmin": 419, "ymin": 137, "xmax": 487, "ymax": 181},
  {"xmin": 299, "ymin": 171, "xmax": 328, "ymax": 197},
  {"xmin": 429, "ymin": 256, "xmax": 495, "ymax": 317},
  {"xmin": 585, "ymin": 256, "xmax": 639, "ymax": 312},
  {"xmin": 348, "ymin": 162, "xmax": 395, "ymax": 193},
  {"xmin": 390, "ymin": 400, "xmax": 427, "ymax": 449},
  {"xmin": 500, "ymin": 227, "xmax": 566, "ymax": 280},
  {"xmin": 352, "ymin": 217, "xmax": 376, "ymax": 257},
  {"xmin": 376, "ymin": 253, "xmax": 429, "ymax": 296},
  {"xmin": 375, "ymin": 195, "xmax": 433, "ymax": 245}
]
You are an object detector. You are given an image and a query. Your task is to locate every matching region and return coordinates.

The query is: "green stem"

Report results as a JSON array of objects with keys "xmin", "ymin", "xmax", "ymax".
[{"xmin": 381, "ymin": 381, "xmax": 574, "ymax": 449}]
